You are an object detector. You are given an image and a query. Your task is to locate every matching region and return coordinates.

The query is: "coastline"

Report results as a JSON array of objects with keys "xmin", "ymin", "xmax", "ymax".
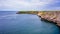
[
  {"xmin": 37, "ymin": 11, "xmax": 60, "ymax": 27},
  {"xmin": 17, "ymin": 11, "xmax": 60, "ymax": 27}
]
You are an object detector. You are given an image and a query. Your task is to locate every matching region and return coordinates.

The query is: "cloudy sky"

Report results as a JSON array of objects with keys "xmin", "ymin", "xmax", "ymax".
[{"xmin": 0, "ymin": 0, "xmax": 60, "ymax": 11}]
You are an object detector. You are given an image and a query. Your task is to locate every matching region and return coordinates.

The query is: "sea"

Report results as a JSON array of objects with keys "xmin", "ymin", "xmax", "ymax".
[{"xmin": 0, "ymin": 11, "xmax": 60, "ymax": 34}]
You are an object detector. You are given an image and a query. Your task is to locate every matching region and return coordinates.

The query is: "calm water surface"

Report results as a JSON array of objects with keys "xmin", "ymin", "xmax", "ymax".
[{"xmin": 0, "ymin": 11, "xmax": 60, "ymax": 34}]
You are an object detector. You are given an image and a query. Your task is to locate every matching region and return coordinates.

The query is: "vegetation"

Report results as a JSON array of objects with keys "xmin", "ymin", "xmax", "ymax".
[{"xmin": 17, "ymin": 11, "xmax": 38, "ymax": 14}]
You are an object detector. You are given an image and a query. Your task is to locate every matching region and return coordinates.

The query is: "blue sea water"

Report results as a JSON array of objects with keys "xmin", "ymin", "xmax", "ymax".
[{"xmin": 0, "ymin": 11, "xmax": 60, "ymax": 34}]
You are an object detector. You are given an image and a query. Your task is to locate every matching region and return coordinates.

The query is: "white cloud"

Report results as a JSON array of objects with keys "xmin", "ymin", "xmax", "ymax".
[{"xmin": 0, "ymin": 0, "xmax": 56, "ymax": 11}]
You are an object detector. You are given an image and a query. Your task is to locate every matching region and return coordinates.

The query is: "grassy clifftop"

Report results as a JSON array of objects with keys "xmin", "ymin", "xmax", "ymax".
[{"xmin": 16, "ymin": 11, "xmax": 38, "ymax": 14}]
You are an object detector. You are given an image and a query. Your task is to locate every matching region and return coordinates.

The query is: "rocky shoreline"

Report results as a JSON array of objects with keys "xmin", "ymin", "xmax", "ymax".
[{"xmin": 37, "ymin": 11, "xmax": 60, "ymax": 27}]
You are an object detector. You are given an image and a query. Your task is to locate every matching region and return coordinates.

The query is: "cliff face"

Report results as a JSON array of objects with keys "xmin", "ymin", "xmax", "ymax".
[{"xmin": 37, "ymin": 11, "xmax": 60, "ymax": 26}]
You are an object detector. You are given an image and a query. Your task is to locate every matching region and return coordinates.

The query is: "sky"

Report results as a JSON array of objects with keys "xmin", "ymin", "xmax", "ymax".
[{"xmin": 0, "ymin": 0, "xmax": 60, "ymax": 11}]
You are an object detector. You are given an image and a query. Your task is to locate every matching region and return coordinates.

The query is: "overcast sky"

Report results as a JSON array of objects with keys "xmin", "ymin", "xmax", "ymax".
[{"xmin": 0, "ymin": 0, "xmax": 60, "ymax": 11}]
